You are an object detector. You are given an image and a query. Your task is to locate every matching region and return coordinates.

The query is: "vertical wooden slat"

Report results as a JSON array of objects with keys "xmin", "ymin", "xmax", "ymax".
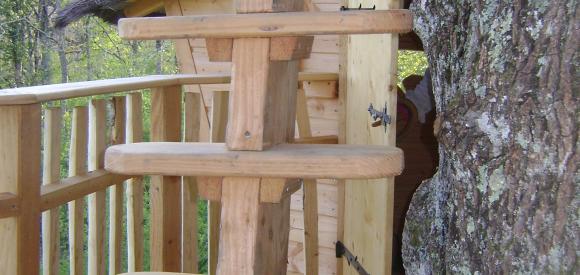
[
  {"xmin": 182, "ymin": 92, "xmax": 200, "ymax": 273},
  {"xmin": 88, "ymin": 99, "xmax": 107, "ymax": 275},
  {"xmin": 126, "ymin": 93, "xmax": 144, "ymax": 272},
  {"xmin": 42, "ymin": 107, "xmax": 62, "ymax": 275},
  {"xmin": 208, "ymin": 90, "xmax": 229, "ymax": 275},
  {"xmin": 68, "ymin": 106, "xmax": 88, "ymax": 275},
  {"xmin": 342, "ymin": 0, "xmax": 400, "ymax": 274},
  {"xmin": 109, "ymin": 96, "xmax": 126, "ymax": 275},
  {"xmin": 296, "ymin": 88, "xmax": 320, "ymax": 275},
  {"xmin": 150, "ymin": 85, "xmax": 182, "ymax": 272},
  {"xmin": 0, "ymin": 104, "xmax": 42, "ymax": 275}
]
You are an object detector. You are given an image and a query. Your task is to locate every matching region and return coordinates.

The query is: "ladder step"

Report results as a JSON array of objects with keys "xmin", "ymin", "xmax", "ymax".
[
  {"xmin": 118, "ymin": 10, "xmax": 413, "ymax": 40},
  {"xmin": 105, "ymin": 143, "xmax": 403, "ymax": 179}
]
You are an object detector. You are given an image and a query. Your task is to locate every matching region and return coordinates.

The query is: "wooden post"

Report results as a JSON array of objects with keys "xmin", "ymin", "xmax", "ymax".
[
  {"xmin": 150, "ymin": 85, "xmax": 183, "ymax": 272},
  {"xmin": 216, "ymin": 1, "xmax": 301, "ymax": 274},
  {"xmin": 183, "ymin": 92, "xmax": 200, "ymax": 273},
  {"xmin": 296, "ymin": 88, "xmax": 319, "ymax": 275},
  {"xmin": 0, "ymin": 104, "xmax": 42, "ymax": 275},
  {"xmin": 88, "ymin": 99, "xmax": 107, "ymax": 275},
  {"xmin": 42, "ymin": 107, "xmax": 62, "ymax": 275},
  {"xmin": 341, "ymin": 0, "xmax": 401, "ymax": 274},
  {"xmin": 109, "ymin": 96, "xmax": 126, "ymax": 275},
  {"xmin": 68, "ymin": 106, "xmax": 88, "ymax": 275},
  {"xmin": 208, "ymin": 90, "xmax": 229, "ymax": 275},
  {"xmin": 126, "ymin": 93, "xmax": 144, "ymax": 272}
]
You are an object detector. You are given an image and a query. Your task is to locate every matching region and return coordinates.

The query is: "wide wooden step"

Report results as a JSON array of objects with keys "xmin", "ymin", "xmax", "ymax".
[{"xmin": 105, "ymin": 143, "xmax": 403, "ymax": 179}]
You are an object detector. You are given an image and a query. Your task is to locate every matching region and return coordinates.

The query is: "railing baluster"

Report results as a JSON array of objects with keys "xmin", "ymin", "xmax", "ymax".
[
  {"xmin": 88, "ymin": 99, "xmax": 107, "ymax": 275},
  {"xmin": 208, "ymin": 90, "xmax": 229, "ymax": 275},
  {"xmin": 0, "ymin": 104, "xmax": 42, "ymax": 275},
  {"xmin": 126, "ymin": 93, "xmax": 144, "ymax": 272},
  {"xmin": 109, "ymin": 96, "xmax": 126, "ymax": 275},
  {"xmin": 68, "ymin": 106, "xmax": 88, "ymax": 275},
  {"xmin": 182, "ymin": 92, "xmax": 200, "ymax": 273},
  {"xmin": 42, "ymin": 107, "xmax": 63, "ymax": 275},
  {"xmin": 150, "ymin": 85, "xmax": 183, "ymax": 271}
]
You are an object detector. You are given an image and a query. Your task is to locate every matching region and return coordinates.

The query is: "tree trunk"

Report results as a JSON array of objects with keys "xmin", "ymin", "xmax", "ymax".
[
  {"xmin": 402, "ymin": 1, "xmax": 578, "ymax": 274},
  {"xmin": 156, "ymin": 40, "xmax": 163, "ymax": 74},
  {"xmin": 55, "ymin": 0, "xmax": 69, "ymax": 83},
  {"xmin": 39, "ymin": 0, "xmax": 52, "ymax": 85}
]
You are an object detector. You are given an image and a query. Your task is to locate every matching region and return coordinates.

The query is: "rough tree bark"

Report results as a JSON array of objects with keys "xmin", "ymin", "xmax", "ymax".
[{"xmin": 402, "ymin": 0, "xmax": 578, "ymax": 274}]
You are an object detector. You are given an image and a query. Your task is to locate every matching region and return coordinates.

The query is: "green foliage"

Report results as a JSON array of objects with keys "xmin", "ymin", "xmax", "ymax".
[{"xmin": 397, "ymin": 50, "xmax": 429, "ymax": 90}]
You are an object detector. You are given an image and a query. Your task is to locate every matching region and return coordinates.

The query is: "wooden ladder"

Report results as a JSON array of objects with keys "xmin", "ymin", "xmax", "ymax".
[{"xmin": 106, "ymin": 1, "xmax": 411, "ymax": 274}]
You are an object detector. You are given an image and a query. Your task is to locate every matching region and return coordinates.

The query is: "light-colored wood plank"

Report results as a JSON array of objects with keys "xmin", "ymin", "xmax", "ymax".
[
  {"xmin": 118, "ymin": 10, "xmax": 413, "ymax": 40},
  {"xmin": 42, "ymin": 170, "xmax": 131, "ymax": 211},
  {"xmin": 0, "ymin": 73, "xmax": 335, "ymax": 106},
  {"xmin": 150, "ymin": 85, "xmax": 182, "ymax": 272},
  {"xmin": 42, "ymin": 107, "xmax": 62, "ymax": 275},
  {"xmin": 109, "ymin": 96, "xmax": 126, "ymax": 275},
  {"xmin": 88, "ymin": 99, "xmax": 107, "ymax": 275},
  {"xmin": 236, "ymin": 0, "xmax": 304, "ymax": 12},
  {"xmin": 183, "ymin": 92, "xmax": 200, "ymax": 273},
  {"xmin": 296, "ymin": 88, "xmax": 312, "ymax": 138},
  {"xmin": 208, "ymin": 36, "xmax": 314, "ymax": 61},
  {"xmin": 126, "ymin": 93, "xmax": 144, "ymax": 272},
  {"xmin": 67, "ymin": 106, "xmax": 88, "ymax": 275},
  {"xmin": 0, "ymin": 104, "xmax": 42, "ymax": 275},
  {"xmin": 342, "ymin": 0, "xmax": 401, "ymax": 274},
  {"xmin": 225, "ymin": 38, "xmax": 271, "ymax": 150},
  {"xmin": 207, "ymin": 90, "xmax": 228, "ymax": 275},
  {"xmin": 206, "ymin": 38, "xmax": 233, "ymax": 61},
  {"xmin": 106, "ymin": 143, "xmax": 403, "ymax": 179},
  {"xmin": 260, "ymin": 178, "xmax": 302, "ymax": 203},
  {"xmin": 0, "ymin": 74, "xmax": 229, "ymax": 105}
]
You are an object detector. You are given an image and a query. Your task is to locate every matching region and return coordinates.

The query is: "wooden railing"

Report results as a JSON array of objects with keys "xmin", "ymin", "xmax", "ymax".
[{"xmin": 0, "ymin": 72, "xmax": 338, "ymax": 275}]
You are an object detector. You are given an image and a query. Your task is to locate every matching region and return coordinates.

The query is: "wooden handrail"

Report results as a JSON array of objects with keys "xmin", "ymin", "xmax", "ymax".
[
  {"xmin": 0, "ymin": 72, "xmax": 337, "ymax": 105},
  {"xmin": 41, "ymin": 170, "xmax": 132, "ymax": 211},
  {"xmin": 118, "ymin": 10, "xmax": 413, "ymax": 40}
]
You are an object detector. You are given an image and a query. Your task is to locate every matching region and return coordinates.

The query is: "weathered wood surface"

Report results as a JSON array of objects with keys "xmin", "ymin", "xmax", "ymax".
[
  {"xmin": 342, "ymin": 0, "xmax": 401, "ymax": 274},
  {"xmin": 0, "ymin": 192, "xmax": 19, "ymax": 218},
  {"xmin": 150, "ymin": 85, "xmax": 183, "ymax": 272},
  {"xmin": 183, "ymin": 92, "xmax": 200, "ymax": 273},
  {"xmin": 0, "ymin": 104, "xmax": 42, "ymax": 275},
  {"xmin": 67, "ymin": 106, "xmax": 88, "ymax": 275},
  {"xmin": 118, "ymin": 10, "xmax": 413, "ymax": 40},
  {"xmin": 105, "ymin": 143, "xmax": 403, "ymax": 179},
  {"xmin": 402, "ymin": 1, "xmax": 579, "ymax": 274},
  {"xmin": 42, "ymin": 107, "xmax": 62, "ymax": 275},
  {"xmin": 109, "ymin": 97, "xmax": 126, "ymax": 275}
]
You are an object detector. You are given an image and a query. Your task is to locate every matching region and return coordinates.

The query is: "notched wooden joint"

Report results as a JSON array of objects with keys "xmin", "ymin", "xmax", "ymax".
[
  {"xmin": 260, "ymin": 178, "xmax": 302, "ymax": 203},
  {"xmin": 206, "ymin": 36, "xmax": 314, "ymax": 62}
]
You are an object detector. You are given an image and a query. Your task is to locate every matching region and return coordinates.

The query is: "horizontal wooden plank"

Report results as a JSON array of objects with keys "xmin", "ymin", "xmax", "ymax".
[
  {"xmin": 0, "ymin": 73, "xmax": 336, "ymax": 105},
  {"xmin": 0, "ymin": 74, "xmax": 229, "ymax": 105},
  {"xmin": 105, "ymin": 143, "xmax": 404, "ymax": 179},
  {"xmin": 41, "ymin": 170, "xmax": 131, "ymax": 211},
  {"xmin": 293, "ymin": 135, "xmax": 338, "ymax": 144},
  {"xmin": 123, "ymin": 0, "xmax": 164, "ymax": 17},
  {"xmin": 118, "ymin": 10, "xmax": 413, "ymax": 40},
  {"xmin": 0, "ymin": 192, "xmax": 19, "ymax": 218},
  {"xmin": 291, "ymin": 183, "xmax": 338, "ymax": 217},
  {"xmin": 288, "ymin": 241, "xmax": 336, "ymax": 275}
]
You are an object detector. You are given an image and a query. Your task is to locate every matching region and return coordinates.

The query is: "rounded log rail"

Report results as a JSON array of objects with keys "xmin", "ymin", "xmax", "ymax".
[{"xmin": 118, "ymin": 10, "xmax": 413, "ymax": 40}]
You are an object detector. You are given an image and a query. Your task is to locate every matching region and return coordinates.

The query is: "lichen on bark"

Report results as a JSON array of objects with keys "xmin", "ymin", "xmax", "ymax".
[{"xmin": 402, "ymin": 0, "xmax": 579, "ymax": 273}]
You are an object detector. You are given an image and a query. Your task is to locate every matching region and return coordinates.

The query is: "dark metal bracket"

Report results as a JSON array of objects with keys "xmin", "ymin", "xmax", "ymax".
[
  {"xmin": 336, "ymin": 241, "xmax": 371, "ymax": 275},
  {"xmin": 340, "ymin": 4, "xmax": 376, "ymax": 11},
  {"xmin": 368, "ymin": 102, "xmax": 391, "ymax": 132}
]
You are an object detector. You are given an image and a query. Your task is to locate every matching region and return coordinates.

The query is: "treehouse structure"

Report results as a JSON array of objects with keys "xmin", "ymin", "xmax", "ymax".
[{"xmin": 0, "ymin": 1, "xmax": 430, "ymax": 275}]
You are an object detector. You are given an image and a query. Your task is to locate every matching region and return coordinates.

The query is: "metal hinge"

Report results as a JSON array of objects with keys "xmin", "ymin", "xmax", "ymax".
[
  {"xmin": 368, "ymin": 102, "xmax": 391, "ymax": 132},
  {"xmin": 336, "ymin": 241, "xmax": 371, "ymax": 275},
  {"xmin": 340, "ymin": 4, "xmax": 376, "ymax": 11}
]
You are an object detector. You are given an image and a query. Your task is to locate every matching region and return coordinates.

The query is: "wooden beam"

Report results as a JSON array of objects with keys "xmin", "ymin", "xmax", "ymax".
[
  {"xmin": 342, "ymin": 0, "xmax": 401, "ymax": 274},
  {"xmin": 0, "ymin": 74, "xmax": 230, "ymax": 105},
  {"xmin": 88, "ymin": 99, "xmax": 107, "ymax": 275},
  {"xmin": 118, "ymin": 10, "xmax": 413, "ymax": 40},
  {"xmin": 0, "ymin": 104, "xmax": 42, "ymax": 275},
  {"xmin": 106, "ymin": 143, "xmax": 403, "ymax": 179},
  {"xmin": 293, "ymin": 135, "xmax": 339, "ymax": 144},
  {"xmin": 150, "ymin": 85, "xmax": 182, "ymax": 272},
  {"xmin": 42, "ymin": 107, "xmax": 62, "ymax": 275},
  {"xmin": 126, "ymin": 93, "xmax": 145, "ymax": 272},
  {"xmin": 68, "ymin": 106, "xmax": 88, "ymax": 275},
  {"xmin": 0, "ymin": 72, "xmax": 335, "ymax": 105},
  {"xmin": 42, "ymin": 170, "xmax": 130, "ymax": 211},
  {"xmin": 183, "ymin": 92, "xmax": 200, "ymax": 273},
  {"xmin": 109, "ymin": 97, "xmax": 126, "ymax": 275}
]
